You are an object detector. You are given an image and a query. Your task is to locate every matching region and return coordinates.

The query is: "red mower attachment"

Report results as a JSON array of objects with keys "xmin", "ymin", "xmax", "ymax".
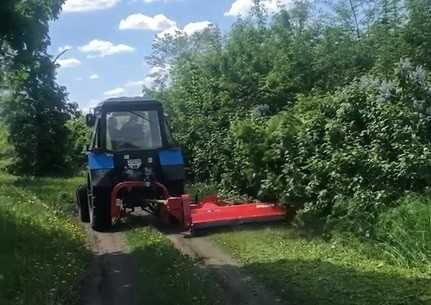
[
  {"xmin": 160, "ymin": 194, "xmax": 286, "ymax": 231},
  {"xmin": 110, "ymin": 181, "xmax": 286, "ymax": 232}
]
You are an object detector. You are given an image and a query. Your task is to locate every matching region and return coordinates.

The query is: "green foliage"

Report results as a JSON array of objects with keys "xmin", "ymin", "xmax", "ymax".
[
  {"xmin": 212, "ymin": 226, "xmax": 431, "ymax": 305},
  {"xmin": 221, "ymin": 61, "xmax": 431, "ymax": 231},
  {"xmin": 404, "ymin": 0, "xmax": 431, "ymax": 69},
  {"xmin": 376, "ymin": 194, "xmax": 431, "ymax": 266},
  {"xmin": 64, "ymin": 115, "xmax": 90, "ymax": 173},
  {"xmin": 2, "ymin": 55, "xmax": 74, "ymax": 175},
  {"xmin": 0, "ymin": 174, "xmax": 89, "ymax": 305},
  {"xmin": 0, "ymin": 121, "xmax": 13, "ymax": 171},
  {"xmin": 185, "ymin": 183, "xmax": 218, "ymax": 201},
  {"xmin": 146, "ymin": 0, "xmax": 431, "ymax": 233},
  {"xmin": 1, "ymin": 0, "xmax": 75, "ymax": 176}
]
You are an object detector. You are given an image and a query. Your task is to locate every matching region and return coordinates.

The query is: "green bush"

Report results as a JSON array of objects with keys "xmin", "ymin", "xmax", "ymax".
[
  {"xmin": 64, "ymin": 116, "xmax": 90, "ymax": 174},
  {"xmin": 376, "ymin": 195, "xmax": 431, "ymax": 266},
  {"xmin": 220, "ymin": 60, "xmax": 431, "ymax": 231}
]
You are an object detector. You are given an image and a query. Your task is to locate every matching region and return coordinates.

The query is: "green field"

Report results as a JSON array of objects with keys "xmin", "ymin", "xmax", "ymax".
[
  {"xmin": 212, "ymin": 225, "xmax": 431, "ymax": 305},
  {"xmin": 0, "ymin": 174, "xmax": 90, "ymax": 305}
]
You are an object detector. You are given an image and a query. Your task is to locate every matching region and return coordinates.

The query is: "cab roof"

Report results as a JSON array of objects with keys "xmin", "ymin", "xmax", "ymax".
[{"xmin": 96, "ymin": 97, "xmax": 162, "ymax": 111}]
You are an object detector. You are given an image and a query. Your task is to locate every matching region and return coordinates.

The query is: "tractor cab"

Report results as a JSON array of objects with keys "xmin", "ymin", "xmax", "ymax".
[{"xmin": 79, "ymin": 97, "xmax": 185, "ymax": 230}]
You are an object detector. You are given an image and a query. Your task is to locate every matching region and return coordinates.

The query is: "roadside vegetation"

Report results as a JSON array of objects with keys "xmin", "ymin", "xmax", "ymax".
[
  {"xmin": 127, "ymin": 226, "xmax": 222, "ymax": 305},
  {"xmin": 1, "ymin": 0, "xmax": 87, "ymax": 176},
  {"xmin": 146, "ymin": 0, "xmax": 431, "ymax": 268},
  {"xmin": 0, "ymin": 174, "xmax": 90, "ymax": 305},
  {"xmin": 212, "ymin": 225, "xmax": 431, "ymax": 305},
  {"xmin": 1, "ymin": 3, "xmax": 92, "ymax": 301}
]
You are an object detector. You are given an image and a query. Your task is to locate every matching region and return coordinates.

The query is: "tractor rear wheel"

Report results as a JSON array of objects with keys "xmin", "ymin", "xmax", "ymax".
[
  {"xmin": 76, "ymin": 185, "xmax": 90, "ymax": 223},
  {"xmin": 89, "ymin": 188, "xmax": 112, "ymax": 232}
]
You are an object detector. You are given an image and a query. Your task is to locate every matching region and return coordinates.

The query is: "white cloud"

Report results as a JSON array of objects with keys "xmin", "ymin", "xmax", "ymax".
[
  {"xmin": 63, "ymin": 0, "xmax": 120, "ymax": 13},
  {"xmin": 58, "ymin": 45, "xmax": 72, "ymax": 53},
  {"xmin": 104, "ymin": 87, "xmax": 125, "ymax": 97},
  {"xmin": 119, "ymin": 14, "xmax": 176, "ymax": 31},
  {"xmin": 183, "ymin": 21, "xmax": 213, "ymax": 35},
  {"xmin": 225, "ymin": 0, "xmax": 292, "ymax": 17},
  {"xmin": 57, "ymin": 58, "xmax": 81, "ymax": 68},
  {"xmin": 157, "ymin": 21, "xmax": 212, "ymax": 39},
  {"xmin": 89, "ymin": 74, "xmax": 100, "ymax": 80},
  {"xmin": 79, "ymin": 40, "xmax": 135, "ymax": 57}
]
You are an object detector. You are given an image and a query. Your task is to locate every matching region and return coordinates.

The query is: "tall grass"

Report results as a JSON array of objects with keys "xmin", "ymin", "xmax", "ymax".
[
  {"xmin": 0, "ymin": 174, "xmax": 89, "ymax": 305},
  {"xmin": 376, "ymin": 195, "xmax": 431, "ymax": 267}
]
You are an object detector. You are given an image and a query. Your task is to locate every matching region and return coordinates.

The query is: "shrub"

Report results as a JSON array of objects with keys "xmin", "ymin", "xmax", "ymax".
[
  {"xmin": 64, "ymin": 116, "xmax": 90, "ymax": 174},
  {"xmin": 220, "ymin": 60, "xmax": 431, "ymax": 231},
  {"xmin": 375, "ymin": 195, "xmax": 431, "ymax": 266}
]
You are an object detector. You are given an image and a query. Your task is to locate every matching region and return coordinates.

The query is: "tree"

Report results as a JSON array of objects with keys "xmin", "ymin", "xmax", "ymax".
[
  {"xmin": 0, "ymin": 0, "xmax": 73, "ymax": 175},
  {"xmin": 404, "ymin": 0, "xmax": 431, "ymax": 69}
]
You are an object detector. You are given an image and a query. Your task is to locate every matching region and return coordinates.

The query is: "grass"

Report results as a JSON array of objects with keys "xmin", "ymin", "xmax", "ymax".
[
  {"xmin": 375, "ymin": 195, "xmax": 431, "ymax": 267},
  {"xmin": 211, "ymin": 225, "xmax": 431, "ymax": 305},
  {"xmin": 126, "ymin": 225, "xmax": 223, "ymax": 305},
  {"xmin": 0, "ymin": 174, "xmax": 90, "ymax": 305}
]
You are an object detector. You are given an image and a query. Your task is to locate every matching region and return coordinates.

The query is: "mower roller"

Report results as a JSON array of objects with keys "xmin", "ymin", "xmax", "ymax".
[{"xmin": 76, "ymin": 97, "xmax": 286, "ymax": 232}]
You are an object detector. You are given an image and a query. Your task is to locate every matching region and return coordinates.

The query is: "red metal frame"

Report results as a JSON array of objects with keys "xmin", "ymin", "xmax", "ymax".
[
  {"xmin": 110, "ymin": 181, "xmax": 286, "ymax": 231},
  {"xmin": 110, "ymin": 181, "xmax": 169, "ymax": 218},
  {"xmin": 162, "ymin": 194, "xmax": 286, "ymax": 231}
]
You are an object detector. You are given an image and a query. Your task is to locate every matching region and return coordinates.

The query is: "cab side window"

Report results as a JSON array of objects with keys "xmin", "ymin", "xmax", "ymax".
[
  {"xmin": 163, "ymin": 118, "xmax": 175, "ymax": 146},
  {"xmin": 90, "ymin": 119, "xmax": 101, "ymax": 150}
]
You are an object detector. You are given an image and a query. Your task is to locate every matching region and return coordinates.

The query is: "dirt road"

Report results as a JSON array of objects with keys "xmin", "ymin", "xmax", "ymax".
[
  {"xmin": 166, "ymin": 232, "xmax": 281, "ymax": 305},
  {"xmin": 80, "ymin": 222, "xmax": 280, "ymax": 305},
  {"xmin": 80, "ymin": 225, "xmax": 138, "ymax": 305}
]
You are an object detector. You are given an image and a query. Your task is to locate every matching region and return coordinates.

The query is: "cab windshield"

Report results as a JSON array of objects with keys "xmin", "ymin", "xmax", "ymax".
[{"xmin": 106, "ymin": 111, "xmax": 162, "ymax": 151}]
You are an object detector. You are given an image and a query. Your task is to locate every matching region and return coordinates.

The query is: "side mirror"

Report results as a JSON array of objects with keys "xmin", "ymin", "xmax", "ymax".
[{"xmin": 85, "ymin": 113, "xmax": 96, "ymax": 127}]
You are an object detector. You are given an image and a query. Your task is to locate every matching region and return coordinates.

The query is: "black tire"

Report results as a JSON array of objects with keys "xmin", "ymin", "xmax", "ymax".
[
  {"xmin": 76, "ymin": 185, "xmax": 90, "ymax": 223},
  {"xmin": 89, "ymin": 188, "xmax": 112, "ymax": 232}
]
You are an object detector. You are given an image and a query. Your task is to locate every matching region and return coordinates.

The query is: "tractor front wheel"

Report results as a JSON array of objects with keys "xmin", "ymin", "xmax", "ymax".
[
  {"xmin": 89, "ymin": 188, "xmax": 112, "ymax": 231},
  {"xmin": 76, "ymin": 185, "xmax": 90, "ymax": 223}
]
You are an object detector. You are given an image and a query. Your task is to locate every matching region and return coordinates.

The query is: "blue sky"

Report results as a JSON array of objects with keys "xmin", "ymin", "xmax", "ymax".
[{"xmin": 49, "ymin": 0, "xmax": 291, "ymax": 110}]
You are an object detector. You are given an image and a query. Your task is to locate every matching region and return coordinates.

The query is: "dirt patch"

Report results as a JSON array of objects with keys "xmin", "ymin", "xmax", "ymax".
[
  {"xmin": 165, "ymin": 233, "xmax": 282, "ymax": 305},
  {"xmin": 80, "ymin": 225, "xmax": 137, "ymax": 305}
]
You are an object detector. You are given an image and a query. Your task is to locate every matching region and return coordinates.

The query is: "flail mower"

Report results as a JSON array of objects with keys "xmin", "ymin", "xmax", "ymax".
[{"xmin": 76, "ymin": 97, "xmax": 286, "ymax": 232}]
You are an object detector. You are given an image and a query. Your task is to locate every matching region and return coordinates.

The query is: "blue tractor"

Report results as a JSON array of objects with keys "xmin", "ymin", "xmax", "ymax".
[{"xmin": 76, "ymin": 97, "xmax": 185, "ymax": 231}]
